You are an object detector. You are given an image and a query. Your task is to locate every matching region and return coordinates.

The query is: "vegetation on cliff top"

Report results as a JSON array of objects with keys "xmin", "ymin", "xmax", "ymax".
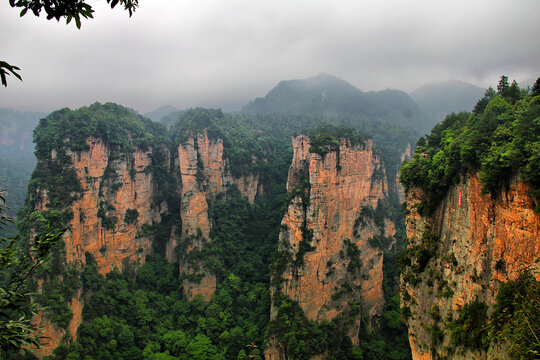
[
  {"xmin": 307, "ymin": 124, "xmax": 369, "ymax": 157},
  {"xmin": 34, "ymin": 102, "xmax": 167, "ymax": 157},
  {"xmin": 400, "ymin": 76, "xmax": 540, "ymax": 214},
  {"xmin": 16, "ymin": 103, "xmax": 169, "ymax": 238},
  {"xmin": 173, "ymin": 108, "xmax": 297, "ymax": 178}
]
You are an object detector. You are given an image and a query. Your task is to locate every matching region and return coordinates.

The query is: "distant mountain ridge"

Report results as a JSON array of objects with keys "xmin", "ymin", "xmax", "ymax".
[
  {"xmin": 242, "ymin": 73, "xmax": 429, "ymax": 133},
  {"xmin": 143, "ymin": 105, "xmax": 180, "ymax": 122},
  {"xmin": 410, "ymin": 80, "xmax": 485, "ymax": 125}
]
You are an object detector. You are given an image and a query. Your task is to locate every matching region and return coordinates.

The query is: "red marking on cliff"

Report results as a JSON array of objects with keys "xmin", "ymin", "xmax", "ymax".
[{"xmin": 458, "ymin": 191, "xmax": 462, "ymax": 207}]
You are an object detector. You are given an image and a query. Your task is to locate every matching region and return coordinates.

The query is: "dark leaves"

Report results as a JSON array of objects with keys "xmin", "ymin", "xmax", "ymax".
[
  {"xmin": 9, "ymin": 0, "xmax": 138, "ymax": 28},
  {"xmin": 0, "ymin": 61, "xmax": 22, "ymax": 87}
]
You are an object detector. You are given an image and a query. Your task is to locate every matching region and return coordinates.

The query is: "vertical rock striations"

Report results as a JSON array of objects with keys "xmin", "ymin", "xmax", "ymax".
[
  {"xmin": 177, "ymin": 130, "xmax": 261, "ymax": 300},
  {"xmin": 64, "ymin": 137, "xmax": 164, "ymax": 273},
  {"xmin": 31, "ymin": 137, "xmax": 167, "ymax": 356},
  {"xmin": 25, "ymin": 105, "xmax": 272, "ymax": 356},
  {"xmin": 268, "ymin": 135, "xmax": 395, "ymax": 358},
  {"xmin": 402, "ymin": 174, "xmax": 540, "ymax": 359}
]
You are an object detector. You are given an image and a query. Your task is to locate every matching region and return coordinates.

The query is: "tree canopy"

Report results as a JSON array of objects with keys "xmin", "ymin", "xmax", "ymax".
[{"xmin": 400, "ymin": 76, "xmax": 540, "ymax": 215}]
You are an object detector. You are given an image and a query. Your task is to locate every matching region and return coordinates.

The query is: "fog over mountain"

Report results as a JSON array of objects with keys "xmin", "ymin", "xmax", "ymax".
[
  {"xmin": 1, "ymin": 0, "xmax": 538, "ymax": 113},
  {"xmin": 410, "ymin": 80, "xmax": 485, "ymax": 126},
  {"xmin": 243, "ymin": 73, "xmax": 429, "ymax": 132}
]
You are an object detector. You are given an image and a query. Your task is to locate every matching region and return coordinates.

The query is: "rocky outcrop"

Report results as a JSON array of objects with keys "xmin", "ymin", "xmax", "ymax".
[
  {"xmin": 32, "ymin": 128, "xmax": 265, "ymax": 354},
  {"xmin": 177, "ymin": 130, "xmax": 262, "ymax": 300},
  {"xmin": 268, "ymin": 135, "xmax": 395, "ymax": 358},
  {"xmin": 33, "ymin": 288, "xmax": 83, "ymax": 358},
  {"xmin": 63, "ymin": 138, "xmax": 164, "ymax": 273},
  {"xmin": 33, "ymin": 138, "xmax": 167, "ymax": 355},
  {"xmin": 402, "ymin": 173, "xmax": 540, "ymax": 359}
]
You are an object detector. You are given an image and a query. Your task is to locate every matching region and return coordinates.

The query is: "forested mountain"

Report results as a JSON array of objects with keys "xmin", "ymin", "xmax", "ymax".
[
  {"xmin": 0, "ymin": 109, "xmax": 44, "ymax": 236},
  {"xmin": 242, "ymin": 73, "xmax": 429, "ymax": 134},
  {"xmin": 410, "ymin": 80, "xmax": 485, "ymax": 131}
]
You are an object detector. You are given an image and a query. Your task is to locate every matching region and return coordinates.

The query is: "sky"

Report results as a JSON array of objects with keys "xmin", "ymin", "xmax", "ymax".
[{"xmin": 1, "ymin": 0, "xmax": 539, "ymax": 114}]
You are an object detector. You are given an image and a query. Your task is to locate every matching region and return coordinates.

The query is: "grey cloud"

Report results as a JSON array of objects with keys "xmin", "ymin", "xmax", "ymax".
[{"xmin": 0, "ymin": 0, "xmax": 538, "ymax": 113}]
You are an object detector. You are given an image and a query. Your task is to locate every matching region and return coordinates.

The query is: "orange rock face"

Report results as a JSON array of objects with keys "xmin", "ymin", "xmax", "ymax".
[
  {"xmin": 33, "ymin": 284, "xmax": 83, "ymax": 358},
  {"xmin": 402, "ymin": 173, "xmax": 540, "ymax": 359},
  {"xmin": 34, "ymin": 138, "xmax": 166, "ymax": 356},
  {"xmin": 64, "ymin": 138, "xmax": 162, "ymax": 274},
  {"xmin": 177, "ymin": 130, "xmax": 261, "ymax": 300},
  {"xmin": 269, "ymin": 136, "xmax": 394, "ymax": 358}
]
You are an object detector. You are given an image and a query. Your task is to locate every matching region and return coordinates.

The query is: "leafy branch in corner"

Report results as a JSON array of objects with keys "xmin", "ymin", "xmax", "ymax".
[
  {"xmin": 8, "ymin": 0, "xmax": 138, "ymax": 27},
  {"xmin": 2, "ymin": 0, "xmax": 139, "ymax": 86}
]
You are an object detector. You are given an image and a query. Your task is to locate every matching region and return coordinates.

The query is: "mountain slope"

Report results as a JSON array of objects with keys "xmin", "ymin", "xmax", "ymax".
[
  {"xmin": 143, "ymin": 105, "xmax": 180, "ymax": 122},
  {"xmin": 243, "ymin": 73, "xmax": 428, "ymax": 133}
]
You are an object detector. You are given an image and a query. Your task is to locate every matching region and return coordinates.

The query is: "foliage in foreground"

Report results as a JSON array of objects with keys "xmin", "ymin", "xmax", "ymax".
[{"xmin": 0, "ymin": 192, "xmax": 64, "ymax": 354}]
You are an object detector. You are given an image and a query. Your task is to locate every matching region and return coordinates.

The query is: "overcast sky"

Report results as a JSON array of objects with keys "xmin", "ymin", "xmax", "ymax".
[{"xmin": 1, "ymin": 0, "xmax": 539, "ymax": 113}]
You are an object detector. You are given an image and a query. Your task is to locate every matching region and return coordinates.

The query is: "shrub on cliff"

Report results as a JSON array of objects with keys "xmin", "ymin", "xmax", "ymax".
[
  {"xmin": 307, "ymin": 124, "xmax": 369, "ymax": 157},
  {"xmin": 489, "ymin": 269, "xmax": 540, "ymax": 359},
  {"xmin": 400, "ymin": 76, "xmax": 540, "ymax": 214}
]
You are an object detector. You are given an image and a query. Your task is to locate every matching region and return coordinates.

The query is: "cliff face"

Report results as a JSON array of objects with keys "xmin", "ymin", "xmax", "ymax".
[
  {"xmin": 268, "ymin": 135, "xmax": 394, "ymax": 358},
  {"xmin": 33, "ymin": 128, "xmax": 265, "ymax": 354},
  {"xmin": 33, "ymin": 289, "xmax": 83, "ymax": 358},
  {"xmin": 177, "ymin": 130, "xmax": 261, "ymax": 300},
  {"xmin": 402, "ymin": 174, "xmax": 540, "ymax": 359},
  {"xmin": 33, "ymin": 138, "xmax": 166, "ymax": 355},
  {"xmin": 65, "ymin": 138, "xmax": 164, "ymax": 272},
  {"xmin": 37, "ymin": 138, "xmax": 164, "ymax": 273}
]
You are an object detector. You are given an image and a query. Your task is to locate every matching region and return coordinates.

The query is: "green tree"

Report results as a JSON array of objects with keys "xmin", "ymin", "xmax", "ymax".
[
  {"xmin": 0, "ymin": 191, "xmax": 65, "ymax": 353},
  {"xmin": 489, "ymin": 269, "xmax": 540, "ymax": 359},
  {"xmin": 497, "ymin": 75, "xmax": 509, "ymax": 94},
  {"xmin": 186, "ymin": 334, "xmax": 225, "ymax": 360},
  {"xmin": 532, "ymin": 77, "xmax": 540, "ymax": 97}
]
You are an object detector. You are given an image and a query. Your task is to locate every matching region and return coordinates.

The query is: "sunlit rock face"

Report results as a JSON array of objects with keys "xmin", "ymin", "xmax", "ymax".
[
  {"xmin": 267, "ymin": 135, "xmax": 394, "ymax": 359},
  {"xmin": 177, "ymin": 130, "xmax": 262, "ymax": 301},
  {"xmin": 402, "ymin": 174, "xmax": 540, "ymax": 360}
]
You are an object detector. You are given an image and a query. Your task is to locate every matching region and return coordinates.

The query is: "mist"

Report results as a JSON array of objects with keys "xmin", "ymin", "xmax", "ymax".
[{"xmin": 1, "ymin": 0, "xmax": 539, "ymax": 113}]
